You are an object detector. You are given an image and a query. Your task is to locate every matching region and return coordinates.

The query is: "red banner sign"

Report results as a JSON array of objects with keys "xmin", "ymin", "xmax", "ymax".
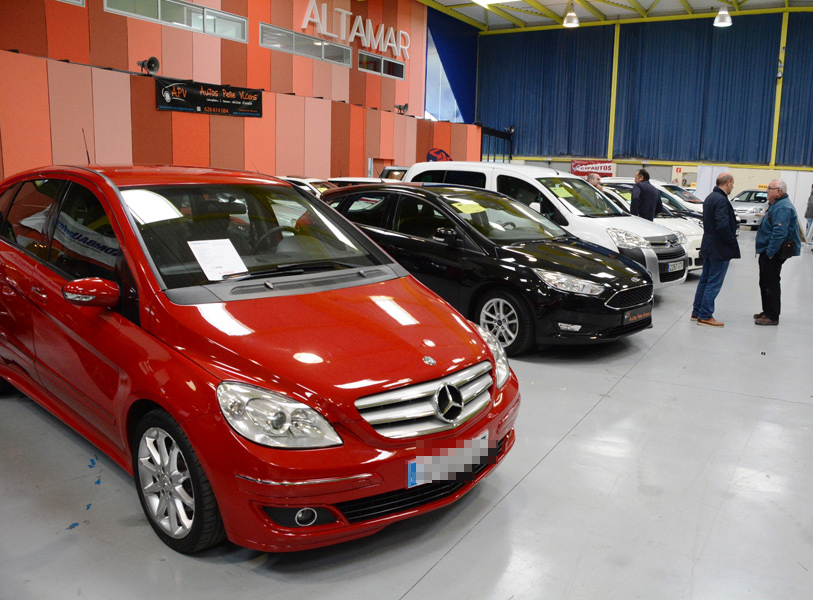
[{"xmin": 570, "ymin": 160, "xmax": 613, "ymax": 177}]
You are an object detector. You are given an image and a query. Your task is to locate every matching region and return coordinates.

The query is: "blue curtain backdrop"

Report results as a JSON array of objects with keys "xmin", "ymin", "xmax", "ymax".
[
  {"xmin": 426, "ymin": 8, "xmax": 479, "ymax": 124},
  {"xmin": 614, "ymin": 14, "xmax": 781, "ymax": 163},
  {"xmin": 777, "ymin": 13, "xmax": 813, "ymax": 166},
  {"xmin": 478, "ymin": 27, "xmax": 615, "ymax": 158}
]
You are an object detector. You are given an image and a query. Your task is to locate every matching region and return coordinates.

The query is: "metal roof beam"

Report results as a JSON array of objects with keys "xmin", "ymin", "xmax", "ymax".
[
  {"xmin": 486, "ymin": 4, "xmax": 527, "ymax": 27},
  {"xmin": 625, "ymin": 0, "xmax": 650, "ymax": 17},
  {"xmin": 574, "ymin": 0, "xmax": 607, "ymax": 21},
  {"xmin": 524, "ymin": 0, "xmax": 565, "ymax": 24}
]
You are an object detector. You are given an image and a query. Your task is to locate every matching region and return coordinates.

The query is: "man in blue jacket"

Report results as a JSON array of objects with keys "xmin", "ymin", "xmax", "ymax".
[
  {"xmin": 692, "ymin": 173, "xmax": 740, "ymax": 327},
  {"xmin": 754, "ymin": 179, "xmax": 801, "ymax": 326}
]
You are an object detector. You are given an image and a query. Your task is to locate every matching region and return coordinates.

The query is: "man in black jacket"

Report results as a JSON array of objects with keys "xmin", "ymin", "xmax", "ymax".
[
  {"xmin": 691, "ymin": 173, "xmax": 740, "ymax": 327},
  {"xmin": 630, "ymin": 169, "xmax": 663, "ymax": 221}
]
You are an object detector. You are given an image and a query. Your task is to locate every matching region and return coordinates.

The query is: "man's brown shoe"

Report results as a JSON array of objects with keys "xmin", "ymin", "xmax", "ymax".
[
  {"xmin": 753, "ymin": 312, "xmax": 765, "ymax": 319},
  {"xmin": 697, "ymin": 317, "xmax": 724, "ymax": 327},
  {"xmin": 754, "ymin": 316, "xmax": 778, "ymax": 326},
  {"xmin": 690, "ymin": 314, "xmax": 698, "ymax": 320}
]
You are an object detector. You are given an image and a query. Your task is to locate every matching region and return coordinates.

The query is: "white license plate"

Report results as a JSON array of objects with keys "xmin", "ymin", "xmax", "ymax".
[
  {"xmin": 668, "ymin": 260, "xmax": 684, "ymax": 273},
  {"xmin": 407, "ymin": 430, "xmax": 489, "ymax": 488}
]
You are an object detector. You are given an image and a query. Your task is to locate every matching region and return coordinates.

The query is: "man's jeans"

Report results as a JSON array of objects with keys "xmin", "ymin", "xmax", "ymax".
[{"xmin": 692, "ymin": 258, "xmax": 730, "ymax": 319}]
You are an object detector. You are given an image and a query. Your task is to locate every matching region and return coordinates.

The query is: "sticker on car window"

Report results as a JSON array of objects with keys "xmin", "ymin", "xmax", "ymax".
[
  {"xmin": 188, "ymin": 239, "xmax": 247, "ymax": 281},
  {"xmin": 452, "ymin": 202, "xmax": 486, "ymax": 214},
  {"xmin": 550, "ymin": 185, "xmax": 573, "ymax": 198}
]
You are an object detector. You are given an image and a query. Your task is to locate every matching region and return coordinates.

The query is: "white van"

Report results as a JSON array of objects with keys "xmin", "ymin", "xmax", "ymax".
[{"xmin": 403, "ymin": 161, "xmax": 687, "ymax": 289}]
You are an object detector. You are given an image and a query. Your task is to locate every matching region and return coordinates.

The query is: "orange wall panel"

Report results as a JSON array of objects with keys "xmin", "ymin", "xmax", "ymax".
[
  {"xmin": 0, "ymin": 52, "xmax": 52, "ymax": 176},
  {"xmin": 349, "ymin": 105, "xmax": 366, "ymax": 176},
  {"xmin": 88, "ymin": 1, "xmax": 128, "ymax": 71},
  {"xmin": 0, "ymin": 1, "xmax": 48, "ymax": 57},
  {"xmin": 330, "ymin": 102, "xmax": 351, "ymax": 177},
  {"xmin": 246, "ymin": 0, "xmax": 271, "ymax": 91},
  {"xmin": 92, "ymin": 68, "xmax": 133, "ymax": 166},
  {"xmin": 415, "ymin": 118, "xmax": 433, "ymax": 164},
  {"xmin": 45, "ymin": 0, "xmax": 90, "ymax": 63},
  {"xmin": 162, "ymin": 27, "xmax": 194, "ymax": 81},
  {"xmin": 331, "ymin": 63, "xmax": 349, "ymax": 104},
  {"xmin": 244, "ymin": 91, "xmax": 276, "ymax": 176},
  {"xmin": 303, "ymin": 97, "xmax": 332, "ymax": 179},
  {"xmin": 311, "ymin": 60, "xmax": 332, "ymax": 100},
  {"xmin": 131, "ymin": 75, "xmax": 173, "ymax": 165},
  {"xmin": 210, "ymin": 115, "xmax": 244, "ymax": 170},
  {"xmin": 404, "ymin": 116, "xmax": 418, "ymax": 166},
  {"xmin": 269, "ymin": 53, "xmax": 293, "ymax": 94},
  {"xmin": 127, "ymin": 19, "xmax": 162, "ymax": 76},
  {"xmin": 193, "ymin": 34, "xmax": 221, "ymax": 85},
  {"xmin": 407, "ymin": 3, "xmax": 426, "ymax": 118},
  {"xmin": 392, "ymin": 114, "xmax": 407, "ymax": 166},
  {"xmin": 275, "ymin": 94, "xmax": 305, "ymax": 177},
  {"xmin": 432, "ymin": 121, "xmax": 453, "ymax": 158},
  {"xmin": 366, "ymin": 109, "xmax": 381, "ymax": 161},
  {"xmin": 222, "ymin": 40, "xmax": 247, "ymax": 88},
  {"xmin": 48, "ymin": 60, "xmax": 95, "ymax": 167},
  {"xmin": 379, "ymin": 110, "xmax": 394, "ymax": 161},
  {"xmin": 292, "ymin": 56, "xmax": 314, "ymax": 98},
  {"xmin": 465, "ymin": 124, "xmax": 482, "ymax": 161},
  {"xmin": 172, "ymin": 113, "xmax": 210, "ymax": 167}
]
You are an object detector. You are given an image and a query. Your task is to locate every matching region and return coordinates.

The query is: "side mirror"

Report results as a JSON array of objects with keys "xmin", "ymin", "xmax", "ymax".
[
  {"xmin": 432, "ymin": 227, "xmax": 458, "ymax": 245},
  {"xmin": 63, "ymin": 277, "xmax": 120, "ymax": 308}
]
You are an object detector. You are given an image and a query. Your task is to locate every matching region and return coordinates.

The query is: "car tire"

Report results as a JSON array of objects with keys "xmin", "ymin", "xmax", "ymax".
[
  {"xmin": 475, "ymin": 289, "xmax": 535, "ymax": 357},
  {"xmin": 133, "ymin": 410, "xmax": 225, "ymax": 554}
]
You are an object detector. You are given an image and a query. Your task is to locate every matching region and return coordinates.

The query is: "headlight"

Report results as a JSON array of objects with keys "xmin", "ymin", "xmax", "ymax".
[
  {"xmin": 217, "ymin": 382, "xmax": 342, "ymax": 448},
  {"xmin": 675, "ymin": 231, "xmax": 687, "ymax": 245},
  {"xmin": 533, "ymin": 269, "xmax": 605, "ymax": 296},
  {"xmin": 606, "ymin": 227, "xmax": 652, "ymax": 249},
  {"xmin": 473, "ymin": 324, "xmax": 510, "ymax": 389}
]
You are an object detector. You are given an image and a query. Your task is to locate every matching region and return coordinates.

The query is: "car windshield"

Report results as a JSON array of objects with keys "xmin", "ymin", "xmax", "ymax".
[
  {"xmin": 734, "ymin": 191, "xmax": 768, "ymax": 204},
  {"xmin": 606, "ymin": 183, "xmax": 689, "ymax": 215},
  {"xmin": 438, "ymin": 191, "xmax": 568, "ymax": 243},
  {"xmin": 121, "ymin": 184, "xmax": 379, "ymax": 289},
  {"xmin": 605, "ymin": 186, "xmax": 677, "ymax": 217},
  {"xmin": 664, "ymin": 185, "xmax": 703, "ymax": 204},
  {"xmin": 536, "ymin": 177, "xmax": 623, "ymax": 217}
]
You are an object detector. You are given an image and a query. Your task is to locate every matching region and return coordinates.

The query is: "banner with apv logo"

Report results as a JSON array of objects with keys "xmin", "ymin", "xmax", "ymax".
[{"xmin": 155, "ymin": 77, "xmax": 262, "ymax": 118}]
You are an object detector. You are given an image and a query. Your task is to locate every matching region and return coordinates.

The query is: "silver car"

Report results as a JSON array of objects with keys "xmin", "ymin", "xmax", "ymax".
[{"xmin": 731, "ymin": 189, "xmax": 768, "ymax": 229}]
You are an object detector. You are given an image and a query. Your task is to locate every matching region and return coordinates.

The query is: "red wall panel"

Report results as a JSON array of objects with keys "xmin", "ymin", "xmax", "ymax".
[
  {"xmin": 432, "ymin": 121, "xmax": 453, "ymax": 158},
  {"xmin": 88, "ymin": 1, "xmax": 128, "ymax": 71},
  {"xmin": 246, "ymin": 0, "xmax": 271, "ymax": 91},
  {"xmin": 172, "ymin": 112, "xmax": 210, "ymax": 167},
  {"xmin": 349, "ymin": 105, "xmax": 366, "ymax": 176},
  {"xmin": 45, "ymin": 0, "xmax": 90, "ymax": 63},
  {"xmin": 303, "ymin": 98, "xmax": 332, "ymax": 179},
  {"xmin": 222, "ymin": 40, "xmax": 247, "ymax": 88},
  {"xmin": 162, "ymin": 27, "xmax": 194, "ymax": 81},
  {"xmin": 0, "ymin": 52, "xmax": 52, "ymax": 177},
  {"xmin": 0, "ymin": 0, "xmax": 48, "ymax": 57},
  {"xmin": 130, "ymin": 75, "xmax": 172, "ymax": 165},
  {"xmin": 92, "ymin": 68, "xmax": 133, "ymax": 166},
  {"xmin": 210, "ymin": 115, "xmax": 244, "ymax": 170},
  {"xmin": 366, "ymin": 109, "xmax": 382, "ymax": 162},
  {"xmin": 415, "ymin": 118, "xmax": 433, "ymax": 164},
  {"xmin": 379, "ymin": 111, "xmax": 394, "ymax": 161}
]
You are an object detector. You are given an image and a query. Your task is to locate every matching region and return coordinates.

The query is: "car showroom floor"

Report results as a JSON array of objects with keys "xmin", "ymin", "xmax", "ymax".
[{"xmin": 1, "ymin": 230, "xmax": 812, "ymax": 600}]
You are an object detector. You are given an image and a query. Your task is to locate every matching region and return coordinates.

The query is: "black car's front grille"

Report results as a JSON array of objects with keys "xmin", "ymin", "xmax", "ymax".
[
  {"xmin": 606, "ymin": 284, "xmax": 653, "ymax": 309},
  {"xmin": 605, "ymin": 315, "xmax": 652, "ymax": 337},
  {"xmin": 335, "ymin": 438, "xmax": 504, "ymax": 524}
]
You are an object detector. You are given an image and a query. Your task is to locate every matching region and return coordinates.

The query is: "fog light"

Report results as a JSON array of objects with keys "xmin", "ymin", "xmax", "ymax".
[
  {"xmin": 295, "ymin": 508, "xmax": 318, "ymax": 527},
  {"xmin": 558, "ymin": 323, "xmax": 582, "ymax": 332}
]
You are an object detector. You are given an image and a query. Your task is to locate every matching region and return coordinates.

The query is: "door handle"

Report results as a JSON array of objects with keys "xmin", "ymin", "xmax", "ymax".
[{"xmin": 30, "ymin": 285, "xmax": 48, "ymax": 305}]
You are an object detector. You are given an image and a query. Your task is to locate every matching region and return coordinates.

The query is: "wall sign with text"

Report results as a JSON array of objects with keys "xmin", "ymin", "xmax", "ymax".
[{"xmin": 155, "ymin": 77, "xmax": 262, "ymax": 118}]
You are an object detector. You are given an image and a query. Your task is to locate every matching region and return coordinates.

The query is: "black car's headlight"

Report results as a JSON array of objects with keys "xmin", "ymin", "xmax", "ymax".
[
  {"xmin": 473, "ymin": 324, "xmax": 511, "ymax": 389},
  {"xmin": 533, "ymin": 269, "xmax": 605, "ymax": 296},
  {"xmin": 217, "ymin": 382, "xmax": 342, "ymax": 448}
]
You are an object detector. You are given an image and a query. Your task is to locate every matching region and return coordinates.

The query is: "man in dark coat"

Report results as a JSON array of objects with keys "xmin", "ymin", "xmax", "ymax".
[
  {"xmin": 691, "ymin": 172, "xmax": 740, "ymax": 327},
  {"xmin": 630, "ymin": 169, "xmax": 663, "ymax": 221}
]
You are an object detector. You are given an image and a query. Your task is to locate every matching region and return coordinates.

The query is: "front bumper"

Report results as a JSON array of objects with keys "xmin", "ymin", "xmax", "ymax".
[
  {"xmin": 736, "ymin": 212, "xmax": 764, "ymax": 227},
  {"xmin": 181, "ymin": 374, "xmax": 521, "ymax": 552},
  {"xmin": 619, "ymin": 246, "xmax": 687, "ymax": 289}
]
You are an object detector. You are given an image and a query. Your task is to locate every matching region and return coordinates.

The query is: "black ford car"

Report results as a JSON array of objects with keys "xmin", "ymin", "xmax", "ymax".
[{"xmin": 323, "ymin": 184, "xmax": 654, "ymax": 356}]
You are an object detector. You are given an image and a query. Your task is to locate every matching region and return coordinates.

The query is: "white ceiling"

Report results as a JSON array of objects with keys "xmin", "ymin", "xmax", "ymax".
[{"xmin": 418, "ymin": 0, "xmax": 810, "ymax": 31}]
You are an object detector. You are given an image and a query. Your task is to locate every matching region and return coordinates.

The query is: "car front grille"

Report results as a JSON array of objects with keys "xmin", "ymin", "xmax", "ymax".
[
  {"xmin": 653, "ymin": 248, "xmax": 686, "ymax": 261},
  {"xmin": 354, "ymin": 362, "xmax": 493, "ymax": 439},
  {"xmin": 660, "ymin": 269, "xmax": 685, "ymax": 283},
  {"xmin": 335, "ymin": 437, "xmax": 504, "ymax": 524},
  {"xmin": 604, "ymin": 315, "xmax": 652, "ymax": 338},
  {"xmin": 605, "ymin": 284, "xmax": 653, "ymax": 309}
]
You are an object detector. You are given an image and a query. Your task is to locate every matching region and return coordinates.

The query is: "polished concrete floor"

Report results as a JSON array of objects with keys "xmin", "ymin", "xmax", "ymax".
[{"xmin": 2, "ymin": 230, "xmax": 812, "ymax": 600}]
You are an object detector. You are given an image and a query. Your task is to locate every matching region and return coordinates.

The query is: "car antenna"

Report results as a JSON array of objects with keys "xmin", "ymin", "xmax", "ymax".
[{"xmin": 81, "ymin": 128, "xmax": 91, "ymax": 164}]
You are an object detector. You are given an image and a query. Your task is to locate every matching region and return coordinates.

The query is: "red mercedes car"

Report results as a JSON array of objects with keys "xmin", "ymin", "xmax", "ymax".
[{"xmin": 0, "ymin": 166, "xmax": 520, "ymax": 554}]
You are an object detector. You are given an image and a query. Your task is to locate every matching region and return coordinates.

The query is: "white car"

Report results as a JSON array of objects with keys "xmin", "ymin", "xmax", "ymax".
[
  {"xmin": 730, "ymin": 189, "xmax": 768, "ymax": 229},
  {"xmin": 328, "ymin": 176, "xmax": 402, "ymax": 188},
  {"xmin": 278, "ymin": 176, "xmax": 336, "ymax": 198},
  {"xmin": 602, "ymin": 177, "xmax": 704, "ymax": 224},
  {"xmin": 403, "ymin": 161, "xmax": 688, "ymax": 289},
  {"xmin": 603, "ymin": 186, "xmax": 703, "ymax": 271},
  {"xmin": 663, "ymin": 184, "xmax": 704, "ymax": 205}
]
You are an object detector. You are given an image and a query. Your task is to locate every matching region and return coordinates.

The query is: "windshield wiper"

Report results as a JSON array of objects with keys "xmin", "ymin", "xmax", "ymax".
[{"xmin": 222, "ymin": 260, "xmax": 359, "ymax": 281}]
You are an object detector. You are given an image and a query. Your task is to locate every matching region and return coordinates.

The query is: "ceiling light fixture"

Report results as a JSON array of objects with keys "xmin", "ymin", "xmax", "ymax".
[
  {"xmin": 713, "ymin": 7, "xmax": 732, "ymax": 27},
  {"xmin": 563, "ymin": 2, "xmax": 580, "ymax": 28}
]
